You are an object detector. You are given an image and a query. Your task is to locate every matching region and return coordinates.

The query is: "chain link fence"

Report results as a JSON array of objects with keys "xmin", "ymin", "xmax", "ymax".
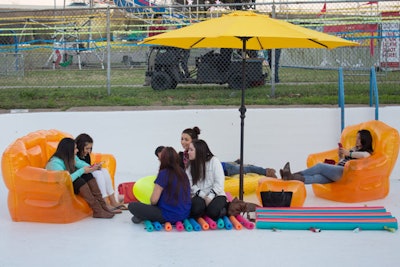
[{"xmin": 0, "ymin": 0, "xmax": 399, "ymax": 91}]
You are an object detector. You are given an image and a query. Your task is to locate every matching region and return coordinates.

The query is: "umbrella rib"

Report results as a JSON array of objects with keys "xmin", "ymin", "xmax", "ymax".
[
  {"xmin": 309, "ymin": 39, "xmax": 328, "ymax": 49},
  {"xmin": 191, "ymin": 37, "xmax": 206, "ymax": 48},
  {"xmin": 256, "ymin": 38, "xmax": 264, "ymax": 50}
]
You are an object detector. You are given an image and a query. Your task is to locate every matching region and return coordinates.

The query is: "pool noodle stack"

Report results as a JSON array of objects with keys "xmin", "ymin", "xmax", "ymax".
[
  {"xmin": 141, "ymin": 213, "xmax": 256, "ymax": 232},
  {"xmin": 256, "ymin": 206, "xmax": 398, "ymax": 231}
]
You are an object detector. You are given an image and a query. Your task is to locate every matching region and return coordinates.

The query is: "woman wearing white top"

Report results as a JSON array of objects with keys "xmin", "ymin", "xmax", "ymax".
[{"xmin": 186, "ymin": 139, "xmax": 257, "ymax": 220}]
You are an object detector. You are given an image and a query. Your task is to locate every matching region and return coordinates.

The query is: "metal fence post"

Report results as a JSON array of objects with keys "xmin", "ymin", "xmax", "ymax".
[{"xmin": 107, "ymin": 6, "xmax": 111, "ymax": 95}]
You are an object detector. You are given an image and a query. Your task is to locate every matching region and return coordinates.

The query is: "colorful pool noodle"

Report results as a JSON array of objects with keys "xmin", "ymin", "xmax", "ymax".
[
  {"xmin": 183, "ymin": 219, "xmax": 193, "ymax": 232},
  {"xmin": 229, "ymin": 215, "xmax": 242, "ymax": 230},
  {"xmin": 144, "ymin": 220, "xmax": 154, "ymax": 232},
  {"xmin": 217, "ymin": 218, "xmax": 225, "ymax": 229},
  {"xmin": 153, "ymin": 221, "xmax": 162, "ymax": 231},
  {"xmin": 175, "ymin": 221, "xmax": 185, "ymax": 231},
  {"xmin": 223, "ymin": 216, "xmax": 233, "ymax": 230},
  {"xmin": 165, "ymin": 222, "xmax": 172, "ymax": 232},
  {"xmin": 197, "ymin": 217, "xmax": 210, "ymax": 230},
  {"xmin": 236, "ymin": 214, "xmax": 255, "ymax": 230},
  {"xmin": 189, "ymin": 218, "xmax": 202, "ymax": 231},
  {"xmin": 203, "ymin": 216, "xmax": 217, "ymax": 230}
]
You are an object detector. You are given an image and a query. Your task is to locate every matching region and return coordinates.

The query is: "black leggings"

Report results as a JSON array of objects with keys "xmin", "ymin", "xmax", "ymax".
[
  {"xmin": 190, "ymin": 195, "xmax": 227, "ymax": 220},
  {"xmin": 128, "ymin": 202, "xmax": 165, "ymax": 223},
  {"xmin": 72, "ymin": 173, "xmax": 95, "ymax": 194}
]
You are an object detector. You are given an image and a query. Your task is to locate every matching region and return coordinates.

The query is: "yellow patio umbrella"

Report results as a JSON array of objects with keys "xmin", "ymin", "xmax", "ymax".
[
  {"xmin": 140, "ymin": 11, "xmax": 359, "ymax": 200},
  {"xmin": 140, "ymin": 11, "xmax": 359, "ymax": 50}
]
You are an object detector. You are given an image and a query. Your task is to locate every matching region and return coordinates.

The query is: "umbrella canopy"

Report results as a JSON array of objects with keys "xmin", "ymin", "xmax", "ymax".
[
  {"xmin": 140, "ymin": 11, "xmax": 359, "ymax": 200},
  {"xmin": 140, "ymin": 11, "xmax": 359, "ymax": 49}
]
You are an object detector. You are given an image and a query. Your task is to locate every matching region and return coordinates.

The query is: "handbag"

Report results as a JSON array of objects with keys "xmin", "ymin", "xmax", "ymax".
[
  {"xmin": 117, "ymin": 182, "xmax": 138, "ymax": 203},
  {"xmin": 260, "ymin": 190, "xmax": 293, "ymax": 207}
]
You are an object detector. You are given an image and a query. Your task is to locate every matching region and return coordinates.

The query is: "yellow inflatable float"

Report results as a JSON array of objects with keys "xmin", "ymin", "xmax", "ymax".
[
  {"xmin": 224, "ymin": 173, "xmax": 265, "ymax": 198},
  {"xmin": 133, "ymin": 175, "xmax": 156, "ymax": 204}
]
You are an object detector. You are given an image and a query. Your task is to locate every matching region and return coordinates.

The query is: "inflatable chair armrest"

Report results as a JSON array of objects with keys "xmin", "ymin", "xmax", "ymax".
[
  {"xmin": 15, "ymin": 166, "xmax": 72, "ymax": 189},
  {"xmin": 307, "ymin": 148, "xmax": 338, "ymax": 167},
  {"xmin": 339, "ymin": 153, "xmax": 388, "ymax": 184},
  {"xmin": 344, "ymin": 152, "xmax": 388, "ymax": 172},
  {"xmin": 90, "ymin": 153, "xmax": 116, "ymax": 185}
]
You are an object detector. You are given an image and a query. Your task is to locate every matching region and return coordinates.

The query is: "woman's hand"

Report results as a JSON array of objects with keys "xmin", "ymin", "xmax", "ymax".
[
  {"xmin": 91, "ymin": 163, "xmax": 102, "ymax": 170},
  {"xmin": 339, "ymin": 147, "xmax": 351, "ymax": 158},
  {"xmin": 338, "ymin": 146, "xmax": 344, "ymax": 158},
  {"xmin": 83, "ymin": 166, "xmax": 93, "ymax": 173}
]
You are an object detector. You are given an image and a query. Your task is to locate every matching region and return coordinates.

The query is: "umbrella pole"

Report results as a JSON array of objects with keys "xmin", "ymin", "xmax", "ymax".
[{"xmin": 239, "ymin": 37, "xmax": 250, "ymax": 200}]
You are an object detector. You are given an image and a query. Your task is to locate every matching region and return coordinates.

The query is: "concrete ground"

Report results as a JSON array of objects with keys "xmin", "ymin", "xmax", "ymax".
[{"xmin": 1, "ymin": 106, "xmax": 399, "ymax": 267}]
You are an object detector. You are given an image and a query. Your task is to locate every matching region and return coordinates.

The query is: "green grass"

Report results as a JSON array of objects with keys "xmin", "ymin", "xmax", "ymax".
[
  {"xmin": 1, "ymin": 65, "xmax": 399, "ymax": 110},
  {"xmin": 1, "ymin": 82, "xmax": 399, "ymax": 110}
]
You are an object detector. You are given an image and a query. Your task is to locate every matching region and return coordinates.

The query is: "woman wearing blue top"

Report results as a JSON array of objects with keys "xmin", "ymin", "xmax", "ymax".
[
  {"xmin": 46, "ymin": 137, "xmax": 114, "ymax": 219},
  {"xmin": 129, "ymin": 147, "xmax": 191, "ymax": 224}
]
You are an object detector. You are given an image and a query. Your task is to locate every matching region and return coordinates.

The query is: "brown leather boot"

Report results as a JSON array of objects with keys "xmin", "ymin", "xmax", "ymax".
[
  {"xmin": 228, "ymin": 198, "xmax": 260, "ymax": 216},
  {"xmin": 227, "ymin": 198, "xmax": 247, "ymax": 216},
  {"xmin": 266, "ymin": 168, "xmax": 277, "ymax": 178},
  {"xmin": 280, "ymin": 162, "xmax": 294, "ymax": 180},
  {"xmin": 87, "ymin": 179, "xmax": 115, "ymax": 216},
  {"xmin": 292, "ymin": 173, "xmax": 305, "ymax": 182},
  {"xmin": 78, "ymin": 184, "xmax": 114, "ymax": 218},
  {"xmin": 244, "ymin": 202, "xmax": 260, "ymax": 212}
]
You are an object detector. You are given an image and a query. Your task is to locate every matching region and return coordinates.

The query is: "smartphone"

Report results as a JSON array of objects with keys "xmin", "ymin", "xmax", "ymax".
[{"xmin": 91, "ymin": 161, "xmax": 104, "ymax": 167}]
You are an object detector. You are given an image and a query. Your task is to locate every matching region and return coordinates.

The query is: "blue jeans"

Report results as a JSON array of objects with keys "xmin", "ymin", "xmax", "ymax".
[
  {"xmin": 223, "ymin": 162, "xmax": 266, "ymax": 176},
  {"xmin": 300, "ymin": 163, "xmax": 344, "ymax": 184}
]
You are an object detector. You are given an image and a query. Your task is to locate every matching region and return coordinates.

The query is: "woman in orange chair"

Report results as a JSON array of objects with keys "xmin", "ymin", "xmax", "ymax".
[
  {"xmin": 280, "ymin": 129, "xmax": 373, "ymax": 184},
  {"xmin": 46, "ymin": 138, "xmax": 114, "ymax": 219},
  {"xmin": 76, "ymin": 133, "xmax": 127, "ymax": 213}
]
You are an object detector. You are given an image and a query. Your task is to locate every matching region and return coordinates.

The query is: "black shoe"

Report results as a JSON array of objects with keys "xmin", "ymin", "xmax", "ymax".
[{"xmin": 131, "ymin": 216, "xmax": 142, "ymax": 224}]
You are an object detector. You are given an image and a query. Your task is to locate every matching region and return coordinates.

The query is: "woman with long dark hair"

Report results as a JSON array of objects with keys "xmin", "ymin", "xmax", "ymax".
[
  {"xmin": 46, "ymin": 137, "xmax": 114, "ymax": 219},
  {"xmin": 187, "ymin": 139, "xmax": 258, "ymax": 220},
  {"xmin": 76, "ymin": 133, "xmax": 126, "ymax": 213},
  {"xmin": 128, "ymin": 147, "xmax": 191, "ymax": 224},
  {"xmin": 281, "ymin": 129, "xmax": 374, "ymax": 184}
]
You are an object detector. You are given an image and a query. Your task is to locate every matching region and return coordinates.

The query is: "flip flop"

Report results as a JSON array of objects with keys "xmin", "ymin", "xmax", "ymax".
[{"xmin": 115, "ymin": 204, "xmax": 128, "ymax": 210}]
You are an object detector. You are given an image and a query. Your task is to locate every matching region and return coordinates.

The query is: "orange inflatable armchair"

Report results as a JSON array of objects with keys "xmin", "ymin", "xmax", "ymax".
[
  {"xmin": 308, "ymin": 120, "xmax": 399, "ymax": 203},
  {"xmin": 1, "ymin": 129, "xmax": 116, "ymax": 223}
]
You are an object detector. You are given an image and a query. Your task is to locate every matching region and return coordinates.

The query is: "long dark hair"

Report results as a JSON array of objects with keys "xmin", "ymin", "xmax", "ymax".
[
  {"xmin": 51, "ymin": 137, "xmax": 76, "ymax": 173},
  {"xmin": 159, "ymin": 147, "xmax": 190, "ymax": 204},
  {"xmin": 182, "ymin": 126, "xmax": 201, "ymax": 141},
  {"xmin": 189, "ymin": 139, "xmax": 214, "ymax": 185},
  {"xmin": 75, "ymin": 133, "xmax": 93, "ymax": 158},
  {"xmin": 358, "ymin": 129, "xmax": 373, "ymax": 153}
]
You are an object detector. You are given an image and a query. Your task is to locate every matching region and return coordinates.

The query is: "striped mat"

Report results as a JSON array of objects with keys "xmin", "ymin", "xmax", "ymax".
[{"xmin": 256, "ymin": 206, "xmax": 398, "ymax": 231}]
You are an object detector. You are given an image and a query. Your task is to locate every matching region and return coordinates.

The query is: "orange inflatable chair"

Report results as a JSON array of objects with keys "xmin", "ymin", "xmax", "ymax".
[
  {"xmin": 1, "ymin": 129, "xmax": 116, "ymax": 223},
  {"xmin": 308, "ymin": 120, "xmax": 399, "ymax": 203}
]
